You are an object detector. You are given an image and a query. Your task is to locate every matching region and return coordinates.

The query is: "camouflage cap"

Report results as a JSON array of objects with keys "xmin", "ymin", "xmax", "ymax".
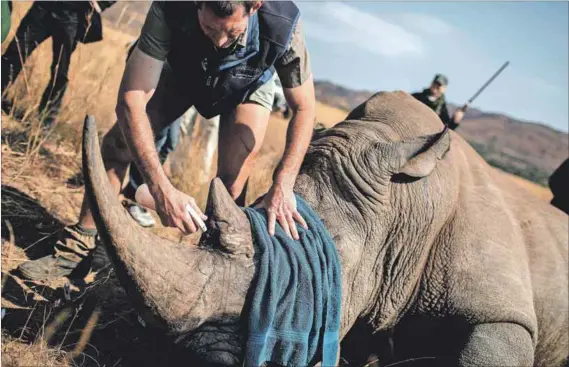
[{"xmin": 432, "ymin": 74, "xmax": 449, "ymax": 86}]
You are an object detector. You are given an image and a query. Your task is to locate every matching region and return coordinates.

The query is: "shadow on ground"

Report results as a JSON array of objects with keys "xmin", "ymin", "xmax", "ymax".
[
  {"xmin": 2, "ymin": 271, "xmax": 206, "ymax": 366},
  {"xmin": 1, "ymin": 185, "xmax": 64, "ymax": 260},
  {"xmin": 0, "ymin": 185, "xmax": 193, "ymax": 366}
]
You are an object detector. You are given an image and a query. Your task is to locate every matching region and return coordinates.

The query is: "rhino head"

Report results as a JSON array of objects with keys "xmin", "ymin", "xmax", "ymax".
[
  {"xmin": 82, "ymin": 91, "xmax": 454, "ymax": 365},
  {"xmin": 82, "ymin": 116, "xmax": 255, "ymax": 365}
]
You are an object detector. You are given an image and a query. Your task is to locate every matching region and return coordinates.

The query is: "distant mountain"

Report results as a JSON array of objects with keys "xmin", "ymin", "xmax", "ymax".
[{"xmin": 314, "ymin": 81, "xmax": 568, "ymax": 186}]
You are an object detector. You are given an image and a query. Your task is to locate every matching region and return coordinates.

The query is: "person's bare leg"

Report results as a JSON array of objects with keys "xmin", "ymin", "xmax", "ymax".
[{"xmin": 217, "ymin": 102, "xmax": 270, "ymax": 205}]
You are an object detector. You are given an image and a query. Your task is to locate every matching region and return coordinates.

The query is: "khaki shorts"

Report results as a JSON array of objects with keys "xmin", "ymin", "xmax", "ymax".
[{"xmin": 245, "ymin": 72, "xmax": 277, "ymax": 112}]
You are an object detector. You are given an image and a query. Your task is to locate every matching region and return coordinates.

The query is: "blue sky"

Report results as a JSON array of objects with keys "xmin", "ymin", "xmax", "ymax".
[{"xmin": 296, "ymin": 1, "xmax": 569, "ymax": 132}]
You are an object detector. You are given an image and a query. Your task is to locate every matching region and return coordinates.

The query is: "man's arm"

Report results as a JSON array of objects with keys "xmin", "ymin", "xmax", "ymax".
[
  {"xmin": 116, "ymin": 48, "xmax": 206, "ymax": 234},
  {"xmin": 115, "ymin": 2, "xmax": 207, "ymax": 234},
  {"xmin": 439, "ymin": 102, "xmax": 459, "ymax": 130},
  {"xmin": 254, "ymin": 18, "xmax": 314, "ymax": 239},
  {"xmin": 275, "ymin": 78, "xmax": 315, "ymax": 189},
  {"xmin": 115, "ymin": 47, "xmax": 168, "ymax": 199},
  {"xmin": 452, "ymin": 103, "xmax": 467, "ymax": 127},
  {"xmin": 255, "ymin": 76, "xmax": 315, "ymax": 240}
]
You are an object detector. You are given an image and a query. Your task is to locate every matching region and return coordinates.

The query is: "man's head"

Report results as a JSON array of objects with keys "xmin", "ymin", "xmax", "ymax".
[
  {"xmin": 428, "ymin": 74, "xmax": 448, "ymax": 99},
  {"xmin": 197, "ymin": 1, "xmax": 263, "ymax": 49}
]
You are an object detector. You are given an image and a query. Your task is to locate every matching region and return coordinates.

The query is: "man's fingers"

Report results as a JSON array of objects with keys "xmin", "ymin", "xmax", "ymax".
[
  {"xmin": 268, "ymin": 211, "xmax": 277, "ymax": 236},
  {"xmin": 185, "ymin": 197, "xmax": 207, "ymax": 221},
  {"xmin": 287, "ymin": 213, "xmax": 299, "ymax": 240},
  {"xmin": 279, "ymin": 214, "xmax": 292, "ymax": 239},
  {"xmin": 292, "ymin": 211, "xmax": 308, "ymax": 230},
  {"xmin": 194, "ymin": 204, "xmax": 208, "ymax": 221},
  {"xmin": 182, "ymin": 216, "xmax": 198, "ymax": 235}
]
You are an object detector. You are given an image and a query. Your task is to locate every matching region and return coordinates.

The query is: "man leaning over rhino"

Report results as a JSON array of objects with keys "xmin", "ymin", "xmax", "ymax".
[{"xmin": 19, "ymin": 0, "xmax": 316, "ymax": 280}]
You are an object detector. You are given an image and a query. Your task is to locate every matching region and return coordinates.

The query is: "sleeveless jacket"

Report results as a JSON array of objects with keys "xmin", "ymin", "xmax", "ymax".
[{"xmin": 162, "ymin": 1, "xmax": 300, "ymax": 118}]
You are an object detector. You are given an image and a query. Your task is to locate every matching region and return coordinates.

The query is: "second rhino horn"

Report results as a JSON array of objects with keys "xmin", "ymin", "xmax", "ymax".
[{"xmin": 204, "ymin": 178, "xmax": 253, "ymax": 258}]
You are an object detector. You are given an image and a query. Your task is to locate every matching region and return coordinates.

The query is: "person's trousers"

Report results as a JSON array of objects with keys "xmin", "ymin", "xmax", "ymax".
[{"xmin": 1, "ymin": 3, "xmax": 78, "ymax": 123}]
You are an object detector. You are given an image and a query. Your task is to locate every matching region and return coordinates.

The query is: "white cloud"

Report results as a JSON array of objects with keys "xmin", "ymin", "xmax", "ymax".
[
  {"xmin": 396, "ymin": 13, "xmax": 455, "ymax": 36},
  {"xmin": 299, "ymin": 2, "xmax": 423, "ymax": 57}
]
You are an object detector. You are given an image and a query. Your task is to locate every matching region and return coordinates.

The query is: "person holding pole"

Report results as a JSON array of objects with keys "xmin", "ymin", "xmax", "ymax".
[
  {"xmin": 413, "ymin": 63, "xmax": 510, "ymax": 130},
  {"xmin": 412, "ymin": 74, "xmax": 466, "ymax": 130}
]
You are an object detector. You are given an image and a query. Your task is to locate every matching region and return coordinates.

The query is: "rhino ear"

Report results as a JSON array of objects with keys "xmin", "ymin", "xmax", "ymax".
[
  {"xmin": 204, "ymin": 178, "xmax": 253, "ymax": 258},
  {"xmin": 395, "ymin": 127, "xmax": 451, "ymax": 179}
]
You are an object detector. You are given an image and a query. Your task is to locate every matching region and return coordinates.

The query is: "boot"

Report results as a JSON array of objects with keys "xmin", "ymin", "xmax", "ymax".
[{"xmin": 18, "ymin": 224, "xmax": 98, "ymax": 281}]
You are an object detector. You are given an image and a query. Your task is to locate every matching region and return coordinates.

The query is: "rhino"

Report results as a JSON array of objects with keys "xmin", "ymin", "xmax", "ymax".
[{"xmin": 82, "ymin": 91, "xmax": 568, "ymax": 367}]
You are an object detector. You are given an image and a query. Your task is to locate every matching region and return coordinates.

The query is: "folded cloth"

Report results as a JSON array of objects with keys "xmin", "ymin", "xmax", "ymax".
[{"xmin": 243, "ymin": 195, "xmax": 342, "ymax": 367}]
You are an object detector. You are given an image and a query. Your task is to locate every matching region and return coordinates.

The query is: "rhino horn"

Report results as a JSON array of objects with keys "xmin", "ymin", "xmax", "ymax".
[
  {"xmin": 82, "ymin": 115, "xmax": 218, "ymax": 328},
  {"xmin": 205, "ymin": 178, "xmax": 253, "ymax": 258}
]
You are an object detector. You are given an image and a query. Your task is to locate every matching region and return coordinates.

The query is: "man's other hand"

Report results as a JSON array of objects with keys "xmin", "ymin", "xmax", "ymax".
[{"xmin": 255, "ymin": 182, "xmax": 308, "ymax": 240}]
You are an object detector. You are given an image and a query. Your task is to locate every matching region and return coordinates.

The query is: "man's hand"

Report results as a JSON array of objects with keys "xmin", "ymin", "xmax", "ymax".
[
  {"xmin": 453, "ymin": 103, "xmax": 468, "ymax": 123},
  {"xmin": 254, "ymin": 182, "xmax": 307, "ymax": 240},
  {"xmin": 150, "ymin": 183, "xmax": 207, "ymax": 235}
]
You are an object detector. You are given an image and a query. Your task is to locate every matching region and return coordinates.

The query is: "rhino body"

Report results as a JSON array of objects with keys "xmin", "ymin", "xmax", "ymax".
[{"xmin": 82, "ymin": 92, "xmax": 568, "ymax": 366}]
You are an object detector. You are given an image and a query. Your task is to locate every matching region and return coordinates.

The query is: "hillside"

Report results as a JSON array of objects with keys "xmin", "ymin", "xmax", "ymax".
[{"xmin": 314, "ymin": 81, "xmax": 568, "ymax": 186}]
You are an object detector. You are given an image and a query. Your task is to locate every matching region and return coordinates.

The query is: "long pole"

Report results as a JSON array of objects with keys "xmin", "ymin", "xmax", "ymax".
[{"xmin": 466, "ymin": 61, "xmax": 510, "ymax": 105}]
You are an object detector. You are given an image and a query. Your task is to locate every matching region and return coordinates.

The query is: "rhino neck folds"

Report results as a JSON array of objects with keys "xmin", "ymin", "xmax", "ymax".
[{"xmin": 175, "ymin": 316, "xmax": 243, "ymax": 366}]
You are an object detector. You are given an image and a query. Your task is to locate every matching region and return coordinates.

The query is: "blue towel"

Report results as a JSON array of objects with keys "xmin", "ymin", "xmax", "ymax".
[{"xmin": 243, "ymin": 195, "xmax": 342, "ymax": 367}]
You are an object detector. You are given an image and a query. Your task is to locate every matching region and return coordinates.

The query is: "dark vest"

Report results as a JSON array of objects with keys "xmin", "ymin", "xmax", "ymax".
[
  {"xmin": 163, "ymin": 1, "xmax": 300, "ymax": 118},
  {"xmin": 413, "ymin": 89, "xmax": 446, "ymax": 115}
]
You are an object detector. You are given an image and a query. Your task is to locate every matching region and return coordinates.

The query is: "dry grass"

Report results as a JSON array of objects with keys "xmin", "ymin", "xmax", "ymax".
[
  {"xmin": 503, "ymin": 171, "xmax": 553, "ymax": 201},
  {"xmin": 2, "ymin": 334, "xmax": 68, "ymax": 367}
]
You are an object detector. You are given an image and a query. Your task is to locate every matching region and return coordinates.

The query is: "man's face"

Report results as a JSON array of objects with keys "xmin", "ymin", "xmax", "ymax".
[
  {"xmin": 429, "ymin": 82, "xmax": 447, "ymax": 99},
  {"xmin": 197, "ymin": 4, "xmax": 250, "ymax": 49}
]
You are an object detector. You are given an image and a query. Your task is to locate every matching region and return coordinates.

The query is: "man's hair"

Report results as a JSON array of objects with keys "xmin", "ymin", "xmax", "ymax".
[{"xmin": 196, "ymin": 1, "xmax": 260, "ymax": 18}]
